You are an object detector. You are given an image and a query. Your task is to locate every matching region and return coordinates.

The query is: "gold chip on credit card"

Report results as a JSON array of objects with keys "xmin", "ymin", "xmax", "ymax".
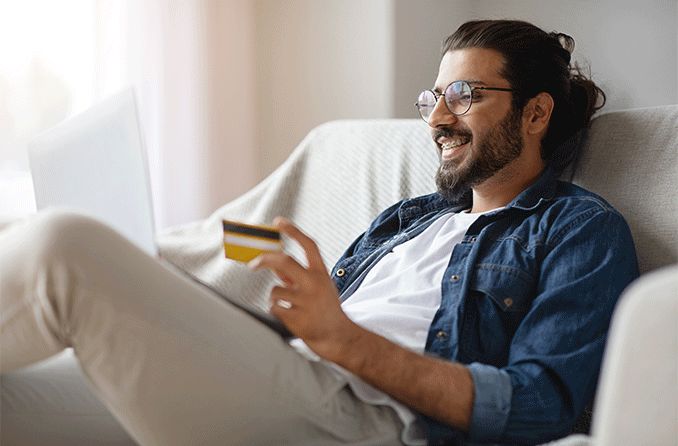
[{"xmin": 222, "ymin": 219, "xmax": 282, "ymax": 263}]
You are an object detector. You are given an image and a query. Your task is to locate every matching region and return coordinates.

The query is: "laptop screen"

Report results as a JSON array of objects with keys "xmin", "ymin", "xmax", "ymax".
[{"xmin": 28, "ymin": 88, "xmax": 157, "ymax": 256}]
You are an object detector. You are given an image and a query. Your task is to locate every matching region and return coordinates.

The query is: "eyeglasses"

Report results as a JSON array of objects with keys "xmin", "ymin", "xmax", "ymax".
[{"xmin": 415, "ymin": 80, "xmax": 514, "ymax": 123}]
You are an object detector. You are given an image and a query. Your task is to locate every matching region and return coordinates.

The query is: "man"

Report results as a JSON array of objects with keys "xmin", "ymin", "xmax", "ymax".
[{"xmin": 1, "ymin": 20, "xmax": 637, "ymax": 445}]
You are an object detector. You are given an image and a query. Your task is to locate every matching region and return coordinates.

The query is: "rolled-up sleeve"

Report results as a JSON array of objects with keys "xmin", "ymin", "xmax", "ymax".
[
  {"xmin": 422, "ymin": 208, "xmax": 639, "ymax": 445},
  {"xmin": 467, "ymin": 362, "xmax": 512, "ymax": 439},
  {"xmin": 466, "ymin": 210, "xmax": 638, "ymax": 444}
]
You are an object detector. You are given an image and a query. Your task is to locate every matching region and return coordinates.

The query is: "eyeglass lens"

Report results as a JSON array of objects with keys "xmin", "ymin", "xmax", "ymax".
[{"xmin": 416, "ymin": 81, "xmax": 472, "ymax": 122}]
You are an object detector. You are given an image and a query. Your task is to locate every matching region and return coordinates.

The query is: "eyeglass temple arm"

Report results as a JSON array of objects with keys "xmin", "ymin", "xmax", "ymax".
[{"xmin": 473, "ymin": 86, "xmax": 514, "ymax": 92}]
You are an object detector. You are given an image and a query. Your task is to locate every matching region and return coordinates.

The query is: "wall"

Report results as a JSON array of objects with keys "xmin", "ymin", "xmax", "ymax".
[
  {"xmin": 254, "ymin": 0, "xmax": 394, "ymax": 179},
  {"xmin": 463, "ymin": 0, "xmax": 678, "ymax": 113},
  {"xmin": 392, "ymin": 0, "xmax": 473, "ymax": 119},
  {"xmin": 392, "ymin": 0, "xmax": 678, "ymax": 117}
]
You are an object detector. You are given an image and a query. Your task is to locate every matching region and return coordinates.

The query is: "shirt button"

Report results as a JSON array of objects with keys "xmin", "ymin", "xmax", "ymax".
[
  {"xmin": 504, "ymin": 297, "xmax": 514, "ymax": 307},
  {"xmin": 335, "ymin": 268, "xmax": 346, "ymax": 277},
  {"xmin": 436, "ymin": 330, "xmax": 447, "ymax": 339},
  {"xmin": 451, "ymin": 274, "xmax": 461, "ymax": 282}
]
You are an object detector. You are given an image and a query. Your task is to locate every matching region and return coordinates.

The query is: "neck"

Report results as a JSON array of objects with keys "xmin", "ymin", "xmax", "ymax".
[{"xmin": 469, "ymin": 160, "xmax": 545, "ymax": 213}]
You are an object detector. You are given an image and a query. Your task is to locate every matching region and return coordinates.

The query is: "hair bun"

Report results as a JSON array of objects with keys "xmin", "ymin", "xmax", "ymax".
[
  {"xmin": 549, "ymin": 32, "xmax": 574, "ymax": 64},
  {"xmin": 552, "ymin": 32, "xmax": 575, "ymax": 53}
]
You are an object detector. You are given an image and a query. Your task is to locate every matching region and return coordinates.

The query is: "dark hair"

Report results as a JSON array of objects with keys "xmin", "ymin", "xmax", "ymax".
[{"xmin": 442, "ymin": 20, "xmax": 606, "ymax": 173}]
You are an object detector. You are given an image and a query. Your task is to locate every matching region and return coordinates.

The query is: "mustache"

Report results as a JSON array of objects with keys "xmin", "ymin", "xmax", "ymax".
[{"xmin": 432, "ymin": 127, "xmax": 472, "ymax": 142}]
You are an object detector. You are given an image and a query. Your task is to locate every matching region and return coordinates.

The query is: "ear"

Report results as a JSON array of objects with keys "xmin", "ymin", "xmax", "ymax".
[{"xmin": 523, "ymin": 92, "xmax": 554, "ymax": 136}]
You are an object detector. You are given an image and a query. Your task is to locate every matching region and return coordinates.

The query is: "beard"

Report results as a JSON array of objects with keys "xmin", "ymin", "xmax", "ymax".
[{"xmin": 435, "ymin": 107, "xmax": 524, "ymax": 203}]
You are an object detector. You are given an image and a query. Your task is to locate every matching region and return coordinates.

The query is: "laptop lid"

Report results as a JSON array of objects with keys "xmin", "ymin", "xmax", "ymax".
[
  {"xmin": 28, "ymin": 88, "xmax": 157, "ymax": 256},
  {"xmin": 27, "ymin": 88, "xmax": 293, "ymax": 338}
]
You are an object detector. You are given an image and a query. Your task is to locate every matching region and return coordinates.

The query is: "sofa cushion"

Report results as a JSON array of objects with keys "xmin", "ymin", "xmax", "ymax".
[{"xmin": 572, "ymin": 105, "xmax": 678, "ymax": 274}]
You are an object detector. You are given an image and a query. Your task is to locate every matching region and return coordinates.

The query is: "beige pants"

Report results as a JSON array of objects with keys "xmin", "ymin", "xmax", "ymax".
[{"xmin": 0, "ymin": 210, "xmax": 403, "ymax": 446}]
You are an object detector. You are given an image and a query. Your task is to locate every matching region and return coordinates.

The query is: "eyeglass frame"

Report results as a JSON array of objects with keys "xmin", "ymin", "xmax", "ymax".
[{"xmin": 414, "ymin": 80, "xmax": 515, "ymax": 122}]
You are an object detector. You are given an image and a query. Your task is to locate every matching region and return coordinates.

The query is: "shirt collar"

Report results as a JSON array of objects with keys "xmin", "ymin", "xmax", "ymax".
[{"xmin": 506, "ymin": 166, "xmax": 559, "ymax": 211}]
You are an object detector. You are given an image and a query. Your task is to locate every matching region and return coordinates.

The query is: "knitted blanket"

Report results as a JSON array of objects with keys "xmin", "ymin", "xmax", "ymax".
[{"xmin": 157, "ymin": 119, "xmax": 439, "ymax": 310}]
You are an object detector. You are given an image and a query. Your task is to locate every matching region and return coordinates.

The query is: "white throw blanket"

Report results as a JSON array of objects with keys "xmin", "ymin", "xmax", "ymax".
[{"xmin": 157, "ymin": 119, "xmax": 439, "ymax": 310}]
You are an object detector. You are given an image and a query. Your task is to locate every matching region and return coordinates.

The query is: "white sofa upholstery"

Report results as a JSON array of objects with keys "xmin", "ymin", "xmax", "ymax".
[
  {"xmin": 591, "ymin": 263, "xmax": 678, "ymax": 445},
  {"xmin": 1, "ymin": 105, "xmax": 677, "ymax": 445}
]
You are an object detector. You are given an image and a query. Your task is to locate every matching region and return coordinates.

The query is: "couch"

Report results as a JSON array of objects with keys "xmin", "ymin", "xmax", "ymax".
[{"xmin": 1, "ymin": 105, "xmax": 677, "ymax": 445}]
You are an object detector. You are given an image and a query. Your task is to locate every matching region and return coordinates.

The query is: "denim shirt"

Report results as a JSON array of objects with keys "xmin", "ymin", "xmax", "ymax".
[{"xmin": 330, "ymin": 167, "xmax": 639, "ymax": 445}]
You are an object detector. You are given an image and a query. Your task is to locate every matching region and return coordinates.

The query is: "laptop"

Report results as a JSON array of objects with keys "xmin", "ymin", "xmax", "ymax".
[{"xmin": 28, "ymin": 88, "xmax": 292, "ymax": 339}]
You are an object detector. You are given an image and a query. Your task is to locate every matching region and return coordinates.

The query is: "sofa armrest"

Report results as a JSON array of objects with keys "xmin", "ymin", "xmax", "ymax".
[{"xmin": 591, "ymin": 265, "xmax": 678, "ymax": 445}]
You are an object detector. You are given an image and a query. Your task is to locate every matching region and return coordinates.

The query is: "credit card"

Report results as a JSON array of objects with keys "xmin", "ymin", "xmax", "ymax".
[{"xmin": 222, "ymin": 219, "xmax": 282, "ymax": 263}]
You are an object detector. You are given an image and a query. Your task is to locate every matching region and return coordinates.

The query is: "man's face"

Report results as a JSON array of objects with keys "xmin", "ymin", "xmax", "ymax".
[{"xmin": 428, "ymin": 48, "xmax": 524, "ymax": 202}]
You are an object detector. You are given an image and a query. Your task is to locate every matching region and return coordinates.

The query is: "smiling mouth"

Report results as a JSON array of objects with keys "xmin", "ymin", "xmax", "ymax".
[{"xmin": 439, "ymin": 136, "xmax": 471, "ymax": 159}]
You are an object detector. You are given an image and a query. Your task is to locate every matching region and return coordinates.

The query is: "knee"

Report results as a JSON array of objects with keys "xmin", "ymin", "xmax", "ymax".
[{"xmin": 28, "ymin": 209, "xmax": 113, "ymax": 263}]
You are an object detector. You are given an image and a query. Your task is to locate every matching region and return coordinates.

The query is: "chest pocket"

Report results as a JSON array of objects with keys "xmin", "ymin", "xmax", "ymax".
[
  {"xmin": 470, "ymin": 264, "xmax": 534, "ymax": 312},
  {"xmin": 466, "ymin": 264, "xmax": 536, "ymax": 351},
  {"xmin": 461, "ymin": 265, "xmax": 536, "ymax": 364}
]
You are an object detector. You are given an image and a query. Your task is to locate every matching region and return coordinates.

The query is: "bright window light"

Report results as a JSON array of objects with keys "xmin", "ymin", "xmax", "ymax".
[
  {"xmin": 0, "ymin": 0, "xmax": 99, "ymax": 216},
  {"xmin": 0, "ymin": 0, "xmax": 96, "ymax": 155}
]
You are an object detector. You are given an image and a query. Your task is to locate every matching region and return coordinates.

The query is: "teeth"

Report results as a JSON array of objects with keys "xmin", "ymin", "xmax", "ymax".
[{"xmin": 441, "ymin": 138, "xmax": 470, "ymax": 150}]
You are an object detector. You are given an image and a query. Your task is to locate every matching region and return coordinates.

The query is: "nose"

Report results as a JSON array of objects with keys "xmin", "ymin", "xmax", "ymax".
[{"xmin": 426, "ymin": 96, "xmax": 457, "ymax": 129}]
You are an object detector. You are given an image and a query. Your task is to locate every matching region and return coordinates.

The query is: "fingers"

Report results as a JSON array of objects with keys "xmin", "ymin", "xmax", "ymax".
[
  {"xmin": 270, "ymin": 297, "xmax": 293, "ymax": 321},
  {"xmin": 270, "ymin": 286, "xmax": 295, "ymax": 318},
  {"xmin": 273, "ymin": 217, "xmax": 324, "ymax": 271},
  {"xmin": 273, "ymin": 298, "xmax": 293, "ymax": 310},
  {"xmin": 270, "ymin": 285, "xmax": 296, "ymax": 304},
  {"xmin": 248, "ymin": 251, "xmax": 305, "ymax": 285}
]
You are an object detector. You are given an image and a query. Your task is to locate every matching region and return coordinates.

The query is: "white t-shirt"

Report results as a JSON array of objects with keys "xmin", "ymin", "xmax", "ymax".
[{"xmin": 290, "ymin": 208, "xmax": 493, "ymax": 445}]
